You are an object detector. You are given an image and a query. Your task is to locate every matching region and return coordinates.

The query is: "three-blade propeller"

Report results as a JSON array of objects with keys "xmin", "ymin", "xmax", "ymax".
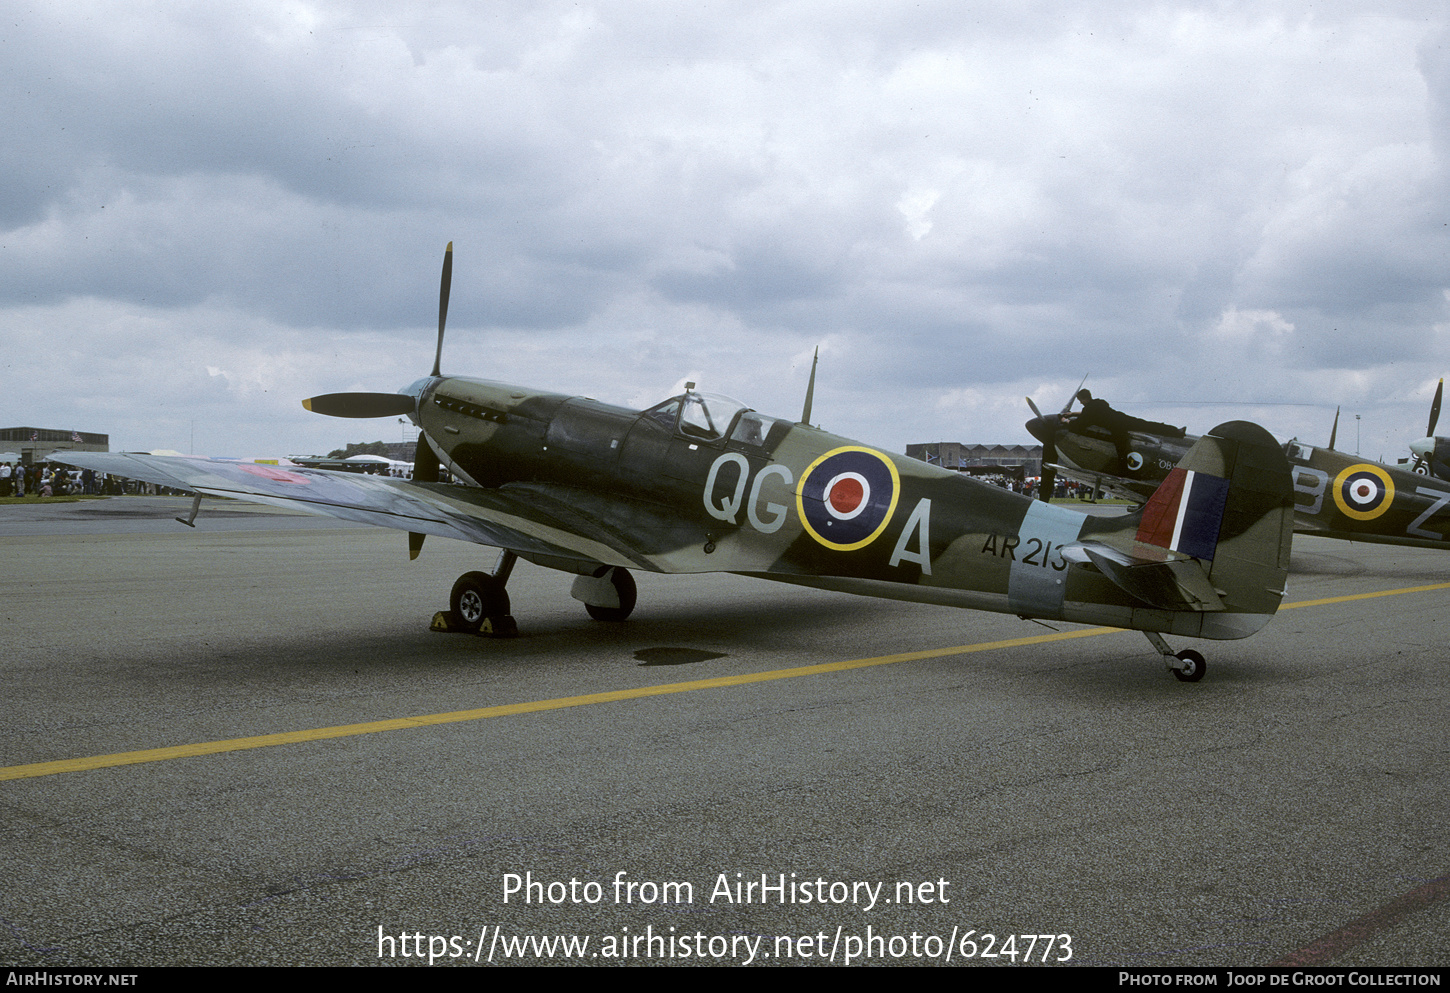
[
  {"xmin": 1410, "ymin": 378, "xmax": 1444, "ymax": 474},
  {"xmin": 1024, "ymin": 377, "xmax": 1086, "ymax": 502},
  {"xmin": 303, "ymin": 242, "xmax": 455, "ymax": 558}
]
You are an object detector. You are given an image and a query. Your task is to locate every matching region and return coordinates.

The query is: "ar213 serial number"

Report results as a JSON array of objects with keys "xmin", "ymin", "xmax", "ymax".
[
  {"xmin": 956, "ymin": 931, "xmax": 1072, "ymax": 963},
  {"xmin": 981, "ymin": 534, "xmax": 1069, "ymax": 570}
]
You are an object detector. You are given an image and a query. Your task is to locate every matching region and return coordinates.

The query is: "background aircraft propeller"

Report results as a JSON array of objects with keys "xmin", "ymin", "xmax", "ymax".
[
  {"xmin": 302, "ymin": 242, "xmax": 455, "ymax": 558},
  {"xmin": 1023, "ymin": 377, "xmax": 1087, "ymax": 502},
  {"xmin": 1410, "ymin": 378, "xmax": 1444, "ymax": 474},
  {"xmin": 1038, "ymin": 435, "xmax": 1058, "ymax": 502}
]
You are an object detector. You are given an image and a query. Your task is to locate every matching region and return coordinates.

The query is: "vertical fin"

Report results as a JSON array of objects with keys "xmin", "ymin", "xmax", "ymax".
[{"xmin": 1079, "ymin": 420, "xmax": 1294, "ymax": 634}]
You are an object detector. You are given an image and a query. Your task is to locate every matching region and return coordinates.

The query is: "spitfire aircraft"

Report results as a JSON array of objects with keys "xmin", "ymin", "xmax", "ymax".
[
  {"xmin": 1025, "ymin": 390, "xmax": 1450, "ymax": 551},
  {"xmin": 54, "ymin": 246, "xmax": 1296, "ymax": 682}
]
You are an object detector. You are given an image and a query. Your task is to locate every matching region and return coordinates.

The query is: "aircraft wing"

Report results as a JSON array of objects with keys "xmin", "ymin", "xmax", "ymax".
[
  {"xmin": 1043, "ymin": 461, "xmax": 1156, "ymax": 503},
  {"xmin": 48, "ymin": 452, "xmax": 657, "ymax": 570}
]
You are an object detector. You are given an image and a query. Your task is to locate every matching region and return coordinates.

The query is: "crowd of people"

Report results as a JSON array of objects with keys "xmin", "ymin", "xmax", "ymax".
[
  {"xmin": 0, "ymin": 463, "xmax": 139, "ymax": 498},
  {"xmin": 1022, "ymin": 476, "xmax": 1099, "ymax": 501},
  {"xmin": 963, "ymin": 472, "xmax": 1099, "ymax": 501}
]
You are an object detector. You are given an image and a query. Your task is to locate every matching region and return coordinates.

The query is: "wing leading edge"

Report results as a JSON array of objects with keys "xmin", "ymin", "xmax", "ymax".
[{"xmin": 48, "ymin": 452, "xmax": 647, "ymax": 570}]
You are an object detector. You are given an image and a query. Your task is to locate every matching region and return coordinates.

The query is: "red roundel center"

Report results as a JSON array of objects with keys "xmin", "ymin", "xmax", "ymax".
[
  {"xmin": 237, "ymin": 463, "xmax": 310, "ymax": 484},
  {"xmin": 829, "ymin": 477, "xmax": 864, "ymax": 513},
  {"xmin": 1350, "ymin": 480, "xmax": 1377, "ymax": 503}
]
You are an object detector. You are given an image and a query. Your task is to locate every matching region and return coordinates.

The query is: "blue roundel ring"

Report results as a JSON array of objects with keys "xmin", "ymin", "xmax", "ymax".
[
  {"xmin": 1331, "ymin": 463, "xmax": 1395, "ymax": 521},
  {"xmin": 796, "ymin": 446, "xmax": 901, "ymax": 550}
]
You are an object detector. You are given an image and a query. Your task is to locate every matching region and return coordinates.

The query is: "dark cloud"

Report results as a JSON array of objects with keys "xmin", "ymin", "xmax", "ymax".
[{"xmin": 3, "ymin": 2, "xmax": 1448, "ymax": 460}]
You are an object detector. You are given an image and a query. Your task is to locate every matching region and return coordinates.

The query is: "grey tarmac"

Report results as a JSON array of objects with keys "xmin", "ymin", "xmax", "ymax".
[{"xmin": 1, "ymin": 497, "xmax": 1445, "ymax": 967}]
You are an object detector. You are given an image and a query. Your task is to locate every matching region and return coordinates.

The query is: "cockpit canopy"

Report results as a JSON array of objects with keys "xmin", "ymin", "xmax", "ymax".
[{"xmin": 641, "ymin": 391, "xmax": 779, "ymax": 446}]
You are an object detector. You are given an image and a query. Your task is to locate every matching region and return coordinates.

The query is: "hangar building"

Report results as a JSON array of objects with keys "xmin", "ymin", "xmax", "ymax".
[{"xmin": 1, "ymin": 427, "xmax": 110, "ymax": 465}]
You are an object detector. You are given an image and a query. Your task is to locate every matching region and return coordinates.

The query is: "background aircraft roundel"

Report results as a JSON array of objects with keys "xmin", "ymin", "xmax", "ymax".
[{"xmin": 1331, "ymin": 463, "xmax": 1394, "ymax": 520}]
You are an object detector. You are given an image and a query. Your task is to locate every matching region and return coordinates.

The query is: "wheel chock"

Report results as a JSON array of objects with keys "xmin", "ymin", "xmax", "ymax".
[
  {"xmin": 481, "ymin": 615, "xmax": 519, "ymax": 638},
  {"xmin": 429, "ymin": 611, "xmax": 518, "ymax": 637}
]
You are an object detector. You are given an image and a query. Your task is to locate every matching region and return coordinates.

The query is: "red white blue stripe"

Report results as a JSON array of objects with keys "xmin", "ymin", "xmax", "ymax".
[{"xmin": 1136, "ymin": 467, "xmax": 1230, "ymax": 560}]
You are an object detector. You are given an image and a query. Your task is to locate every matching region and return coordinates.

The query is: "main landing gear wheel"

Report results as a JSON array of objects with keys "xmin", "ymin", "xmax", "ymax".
[
  {"xmin": 585, "ymin": 568, "xmax": 637, "ymax": 622},
  {"xmin": 1172, "ymin": 649, "xmax": 1206, "ymax": 683},
  {"xmin": 450, "ymin": 571, "xmax": 512, "ymax": 635}
]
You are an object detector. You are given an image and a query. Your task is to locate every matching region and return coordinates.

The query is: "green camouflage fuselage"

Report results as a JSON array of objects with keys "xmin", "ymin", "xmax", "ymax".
[{"xmin": 417, "ymin": 376, "xmax": 1291, "ymax": 640}]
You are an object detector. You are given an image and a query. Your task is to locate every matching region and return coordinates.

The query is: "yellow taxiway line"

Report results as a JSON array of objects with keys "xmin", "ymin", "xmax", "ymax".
[
  {"xmin": 6, "ymin": 579, "xmax": 1450, "ymax": 783},
  {"xmin": 2, "ymin": 627, "xmax": 1112, "ymax": 782}
]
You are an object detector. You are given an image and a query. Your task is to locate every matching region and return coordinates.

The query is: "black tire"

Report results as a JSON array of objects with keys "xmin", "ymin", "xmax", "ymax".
[
  {"xmin": 1172, "ymin": 649, "xmax": 1206, "ymax": 682},
  {"xmin": 585, "ymin": 568, "xmax": 637, "ymax": 622},
  {"xmin": 450, "ymin": 571, "xmax": 510, "ymax": 633}
]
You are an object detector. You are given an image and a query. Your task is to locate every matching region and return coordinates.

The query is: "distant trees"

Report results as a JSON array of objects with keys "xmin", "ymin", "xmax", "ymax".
[{"xmin": 327, "ymin": 441, "xmax": 391, "ymax": 459}]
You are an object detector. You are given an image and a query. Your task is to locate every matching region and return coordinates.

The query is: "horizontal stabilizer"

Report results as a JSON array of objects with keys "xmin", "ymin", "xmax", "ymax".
[{"xmin": 1067, "ymin": 541, "xmax": 1225, "ymax": 611}]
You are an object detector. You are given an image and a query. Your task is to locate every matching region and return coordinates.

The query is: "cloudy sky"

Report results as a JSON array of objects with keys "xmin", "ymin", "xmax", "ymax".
[{"xmin": 4, "ymin": 1, "xmax": 1448, "ymax": 463}]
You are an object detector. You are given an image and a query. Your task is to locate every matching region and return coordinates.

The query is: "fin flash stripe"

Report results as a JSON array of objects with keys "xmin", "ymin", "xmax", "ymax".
[{"xmin": 1137, "ymin": 467, "xmax": 1230, "ymax": 560}]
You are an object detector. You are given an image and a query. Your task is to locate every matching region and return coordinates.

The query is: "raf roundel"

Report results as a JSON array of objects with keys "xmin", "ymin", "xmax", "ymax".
[
  {"xmin": 1331, "ymin": 463, "xmax": 1395, "ymax": 521},
  {"xmin": 797, "ymin": 447, "xmax": 901, "ymax": 550}
]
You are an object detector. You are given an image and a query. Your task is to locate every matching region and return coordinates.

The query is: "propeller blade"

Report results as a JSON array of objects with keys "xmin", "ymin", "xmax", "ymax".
[
  {"xmin": 1038, "ymin": 435, "xmax": 1057, "ymax": 503},
  {"xmin": 1060, "ymin": 374, "xmax": 1088, "ymax": 415},
  {"xmin": 1039, "ymin": 464, "xmax": 1056, "ymax": 503},
  {"xmin": 1328, "ymin": 406, "xmax": 1339, "ymax": 450},
  {"xmin": 413, "ymin": 432, "xmax": 440, "ymax": 483},
  {"xmin": 1428, "ymin": 378, "xmax": 1443, "ymax": 438},
  {"xmin": 1025, "ymin": 396, "xmax": 1043, "ymax": 420},
  {"xmin": 407, "ymin": 434, "xmax": 441, "ymax": 560},
  {"xmin": 302, "ymin": 392, "xmax": 416, "ymax": 418},
  {"xmin": 431, "ymin": 242, "xmax": 453, "ymax": 378}
]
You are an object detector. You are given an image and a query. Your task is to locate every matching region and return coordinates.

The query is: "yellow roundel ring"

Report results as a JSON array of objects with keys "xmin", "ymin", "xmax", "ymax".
[
  {"xmin": 796, "ymin": 446, "xmax": 901, "ymax": 551},
  {"xmin": 1331, "ymin": 463, "xmax": 1396, "ymax": 521}
]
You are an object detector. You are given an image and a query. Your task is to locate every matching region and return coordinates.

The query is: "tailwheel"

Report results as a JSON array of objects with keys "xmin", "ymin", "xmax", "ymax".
[
  {"xmin": 449, "ymin": 570, "xmax": 516, "ymax": 637},
  {"xmin": 1143, "ymin": 631, "xmax": 1207, "ymax": 682},
  {"xmin": 577, "ymin": 567, "xmax": 637, "ymax": 622},
  {"xmin": 1172, "ymin": 649, "xmax": 1206, "ymax": 683}
]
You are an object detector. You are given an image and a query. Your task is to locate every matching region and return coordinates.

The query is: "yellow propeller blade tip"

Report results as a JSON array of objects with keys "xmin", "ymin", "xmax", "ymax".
[{"xmin": 301, "ymin": 398, "xmax": 313, "ymax": 411}]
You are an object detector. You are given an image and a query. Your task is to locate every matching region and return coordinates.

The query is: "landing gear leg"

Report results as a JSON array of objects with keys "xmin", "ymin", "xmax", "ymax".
[
  {"xmin": 1143, "ymin": 631, "xmax": 1207, "ymax": 682},
  {"xmin": 440, "ymin": 550, "xmax": 519, "ymax": 637}
]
